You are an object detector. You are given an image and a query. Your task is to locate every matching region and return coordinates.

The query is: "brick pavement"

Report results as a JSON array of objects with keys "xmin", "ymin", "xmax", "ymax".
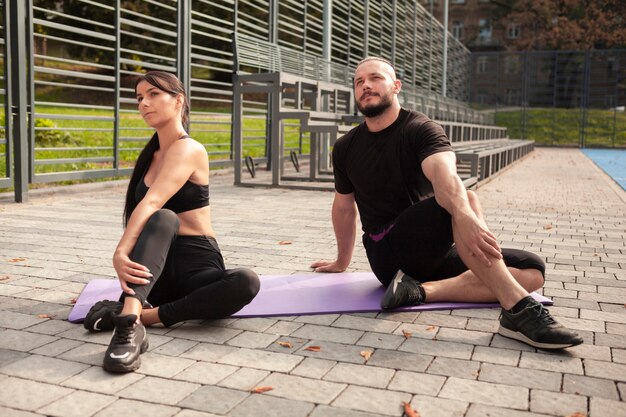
[{"xmin": 0, "ymin": 147, "xmax": 624, "ymax": 417}]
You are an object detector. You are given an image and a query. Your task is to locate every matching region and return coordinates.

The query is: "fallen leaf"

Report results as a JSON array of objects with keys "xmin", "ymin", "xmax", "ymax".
[
  {"xmin": 277, "ymin": 341, "xmax": 293, "ymax": 348},
  {"xmin": 360, "ymin": 350, "xmax": 372, "ymax": 361},
  {"xmin": 402, "ymin": 401, "xmax": 420, "ymax": 417},
  {"xmin": 565, "ymin": 413, "xmax": 585, "ymax": 417},
  {"xmin": 0, "ymin": 276, "xmax": 9, "ymax": 281},
  {"xmin": 70, "ymin": 298, "xmax": 78, "ymax": 304},
  {"xmin": 251, "ymin": 386, "xmax": 273, "ymax": 393},
  {"xmin": 543, "ymin": 224, "xmax": 553, "ymax": 230},
  {"xmin": 7, "ymin": 258, "xmax": 27, "ymax": 262},
  {"xmin": 425, "ymin": 325, "xmax": 436, "ymax": 331},
  {"xmin": 37, "ymin": 314, "xmax": 52, "ymax": 319},
  {"xmin": 402, "ymin": 329, "xmax": 412, "ymax": 339},
  {"xmin": 278, "ymin": 241, "xmax": 292, "ymax": 245},
  {"xmin": 304, "ymin": 346, "xmax": 321, "ymax": 352}
]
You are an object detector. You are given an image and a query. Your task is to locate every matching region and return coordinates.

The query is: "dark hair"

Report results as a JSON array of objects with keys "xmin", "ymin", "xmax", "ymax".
[{"xmin": 122, "ymin": 71, "xmax": 190, "ymax": 226}]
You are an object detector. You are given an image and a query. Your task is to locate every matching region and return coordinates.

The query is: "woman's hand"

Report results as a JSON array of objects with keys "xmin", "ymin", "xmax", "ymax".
[{"xmin": 113, "ymin": 252, "xmax": 152, "ymax": 295}]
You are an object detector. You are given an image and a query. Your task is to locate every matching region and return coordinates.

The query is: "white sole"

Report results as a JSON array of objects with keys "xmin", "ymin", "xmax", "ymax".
[{"xmin": 497, "ymin": 326, "xmax": 576, "ymax": 350}]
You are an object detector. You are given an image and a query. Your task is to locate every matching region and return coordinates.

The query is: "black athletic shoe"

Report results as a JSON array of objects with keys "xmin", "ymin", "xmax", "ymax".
[
  {"xmin": 84, "ymin": 300, "xmax": 123, "ymax": 332},
  {"xmin": 380, "ymin": 270, "xmax": 425, "ymax": 309},
  {"xmin": 102, "ymin": 314, "xmax": 149, "ymax": 373},
  {"xmin": 498, "ymin": 298, "xmax": 584, "ymax": 349}
]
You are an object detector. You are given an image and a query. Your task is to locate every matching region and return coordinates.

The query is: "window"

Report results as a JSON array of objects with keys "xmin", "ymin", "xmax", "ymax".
[
  {"xmin": 507, "ymin": 23, "xmax": 521, "ymax": 39},
  {"xmin": 477, "ymin": 56, "xmax": 488, "ymax": 73},
  {"xmin": 478, "ymin": 19, "xmax": 492, "ymax": 44},
  {"xmin": 451, "ymin": 0, "xmax": 466, "ymax": 4},
  {"xmin": 452, "ymin": 21, "xmax": 464, "ymax": 39},
  {"xmin": 504, "ymin": 55, "xmax": 520, "ymax": 74}
]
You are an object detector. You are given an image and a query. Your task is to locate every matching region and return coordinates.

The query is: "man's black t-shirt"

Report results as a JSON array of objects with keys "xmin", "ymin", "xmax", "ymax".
[{"xmin": 332, "ymin": 108, "xmax": 452, "ymax": 234}]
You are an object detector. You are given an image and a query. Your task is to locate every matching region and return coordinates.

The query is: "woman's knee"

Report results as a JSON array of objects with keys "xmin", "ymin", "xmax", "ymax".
[
  {"xmin": 145, "ymin": 209, "xmax": 179, "ymax": 233},
  {"xmin": 231, "ymin": 268, "xmax": 260, "ymax": 301}
]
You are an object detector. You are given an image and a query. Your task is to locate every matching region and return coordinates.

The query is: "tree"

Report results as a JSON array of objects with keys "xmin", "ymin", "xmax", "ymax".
[{"xmin": 492, "ymin": 0, "xmax": 626, "ymax": 50}]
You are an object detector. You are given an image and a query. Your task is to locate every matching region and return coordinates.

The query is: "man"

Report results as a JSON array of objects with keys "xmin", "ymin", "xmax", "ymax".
[{"xmin": 311, "ymin": 57, "xmax": 582, "ymax": 349}]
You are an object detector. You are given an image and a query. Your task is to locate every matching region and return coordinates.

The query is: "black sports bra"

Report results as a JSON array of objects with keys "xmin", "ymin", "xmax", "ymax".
[
  {"xmin": 134, "ymin": 135, "xmax": 210, "ymax": 213},
  {"xmin": 135, "ymin": 175, "xmax": 209, "ymax": 214}
]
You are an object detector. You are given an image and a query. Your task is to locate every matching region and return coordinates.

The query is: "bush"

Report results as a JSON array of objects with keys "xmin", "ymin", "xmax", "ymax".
[{"xmin": 35, "ymin": 118, "xmax": 75, "ymax": 147}]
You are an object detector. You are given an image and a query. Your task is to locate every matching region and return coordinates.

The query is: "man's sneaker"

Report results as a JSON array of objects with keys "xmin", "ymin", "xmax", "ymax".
[
  {"xmin": 380, "ymin": 270, "xmax": 425, "ymax": 309},
  {"xmin": 84, "ymin": 300, "xmax": 122, "ymax": 332},
  {"xmin": 102, "ymin": 314, "xmax": 149, "ymax": 373},
  {"xmin": 498, "ymin": 298, "xmax": 584, "ymax": 349}
]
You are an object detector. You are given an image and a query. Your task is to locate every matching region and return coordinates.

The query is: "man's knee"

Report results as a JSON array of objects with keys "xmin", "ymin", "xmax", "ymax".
[{"xmin": 524, "ymin": 268, "xmax": 545, "ymax": 292}]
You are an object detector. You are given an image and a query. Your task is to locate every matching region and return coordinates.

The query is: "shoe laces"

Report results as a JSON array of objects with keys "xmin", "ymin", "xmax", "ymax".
[
  {"xmin": 533, "ymin": 303, "xmax": 557, "ymax": 325},
  {"xmin": 112, "ymin": 323, "xmax": 134, "ymax": 344}
]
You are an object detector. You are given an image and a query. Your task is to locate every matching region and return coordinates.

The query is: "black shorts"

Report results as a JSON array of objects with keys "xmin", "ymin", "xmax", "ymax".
[{"xmin": 363, "ymin": 197, "xmax": 546, "ymax": 287}]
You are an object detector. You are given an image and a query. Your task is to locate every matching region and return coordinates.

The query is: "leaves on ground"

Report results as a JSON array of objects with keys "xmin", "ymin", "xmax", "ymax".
[
  {"xmin": 402, "ymin": 401, "xmax": 420, "ymax": 417},
  {"xmin": 278, "ymin": 241, "xmax": 292, "ymax": 245},
  {"xmin": 565, "ymin": 413, "xmax": 585, "ymax": 417},
  {"xmin": 304, "ymin": 345, "xmax": 321, "ymax": 352},
  {"xmin": 37, "ymin": 314, "xmax": 53, "ymax": 319},
  {"xmin": 543, "ymin": 224, "xmax": 553, "ymax": 230},
  {"xmin": 277, "ymin": 341, "xmax": 293, "ymax": 348},
  {"xmin": 7, "ymin": 258, "xmax": 27, "ymax": 262},
  {"xmin": 251, "ymin": 386, "xmax": 273, "ymax": 393},
  {"xmin": 402, "ymin": 329, "xmax": 412, "ymax": 339},
  {"xmin": 70, "ymin": 298, "xmax": 78, "ymax": 304},
  {"xmin": 360, "ymin": 350, "xmax": 372, "ymax": 361},
  {"xmin": 0, "ymin": 276, "xmax": 10, "ymax": 281},
  {"xmin": 425, "ymin": 325, "xmax": 437, "ymax": 332}
]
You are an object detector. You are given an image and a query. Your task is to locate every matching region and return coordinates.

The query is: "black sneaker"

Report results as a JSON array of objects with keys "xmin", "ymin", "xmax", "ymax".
[
  {"xmin": 498, "ymin": 298, "xmax": 584, "ymax": 349},
  {"xmin": 103, "ymin": 314, "xmax": 149, "ymax": 373},
  {"xmin": 380, "ymin": 270, "xmax": 425, "ymax": 309},
  {"xmin": 84, "ymin": 300, "xmax": 122, "ymax": 332}
]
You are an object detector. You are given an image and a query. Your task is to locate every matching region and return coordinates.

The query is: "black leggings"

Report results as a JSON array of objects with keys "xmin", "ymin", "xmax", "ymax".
[
  {"xmin": 122, "ymin": 209, "xmax": 260, "ymax": 327},
  {"xmin": 363, "ymin": 197, "xmax": 546, "ymax": 287}
]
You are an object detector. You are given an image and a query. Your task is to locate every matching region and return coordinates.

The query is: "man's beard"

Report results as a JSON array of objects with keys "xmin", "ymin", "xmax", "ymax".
[{"xmin": 356, "ymin": 92, "xmax": 393, "ymax": 117}]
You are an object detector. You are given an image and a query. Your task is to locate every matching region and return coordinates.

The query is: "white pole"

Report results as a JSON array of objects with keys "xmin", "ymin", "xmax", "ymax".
[{"xmin": 442, "ymin": 0, "xmax": 448, "ymax": 97}]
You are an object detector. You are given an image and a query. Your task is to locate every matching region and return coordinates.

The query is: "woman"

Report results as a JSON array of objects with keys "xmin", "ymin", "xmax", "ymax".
[{"xmin": 84, "ymin": 71, "xmax": 260, "ymax": 373}]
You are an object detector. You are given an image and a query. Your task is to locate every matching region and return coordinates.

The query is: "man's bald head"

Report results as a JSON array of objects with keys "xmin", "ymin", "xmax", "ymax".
[{"xmin": 355, "ymin": 57, "xmax": 397, "ymax": 80}]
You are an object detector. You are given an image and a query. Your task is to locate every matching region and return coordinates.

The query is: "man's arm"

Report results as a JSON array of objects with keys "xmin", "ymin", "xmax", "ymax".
[
  {"xmin": 421, "ymin": 151, "xmax": 502, "ymax": 266},
  {"xmin": 311, "ymin": 191, "xmax": 358, "ymax": 272}
]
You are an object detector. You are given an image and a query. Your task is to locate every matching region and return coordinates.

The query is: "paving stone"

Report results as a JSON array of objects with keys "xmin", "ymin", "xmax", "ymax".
[
  {"xmin": 135, "ymin": 353, "xmax": 196, "ymax": 378},
  {"xmin": 119, "ymin": 376, "xmax": 200, "ymax": 406},
  {"xmin": 427, "ymin": 357, "xmax": 480, "ymax": 380},
  {"xmin": 62, "ymin": 366, "xmax": 145, "ymax": 395},
  {"xmin": 478, "ymin": 362, "xmax": 562, "ymax": 391},
  {"xmin": 323, "ymin": 363, "xmax": 394, "ymax": 388},
  {"xmin": 439, "ymin": 377, "xmax": 528, "ymax": 409},
  {"xmin": 37, "ymin": 390, "xmax": 114, "ymax": 417},
  {"xmin": 450, "ymin": 308, "xmax": 500, "ymax": 320},
  {"xmin": 0, "ymin": 348, "xmax": 29, "ymax": 368},
  {"xmin": 557, "ymin": 316, "xmax": 606, "ymax": 332},
  {"xmin": 0, "ymin": 406, "xmax": 42, "ymax": 417},
  {"xmin": 332, "ymin": 315, "xmax": 399, "ymax": 333},
  {"xmin": 409, "ymin": 395, "xmax": 468, "ymax": 417},
  {"xmin": 92, "ymin": 398, "xmax": 180, "ymax": 417},
  {"xmin": 227, "ymin": 317, "xmax": 277, "ymax": 332},
  {"xmin": 177, "ymin": 385, "xmax": 249, "ymax": 414},
  {"xmin": 257, "ymin": 372, "xmax": 346, "ymax": 404},
  {"xmin": 58, "ymin": 342, "xmax": 106, "ymax": 366},
  {"xmin": 179, "ymin": 342, "xmax": 239, "ymax": 362},
  {"xmin": 519, "ymin": 351, "xmax": 584, "ymax": 374},
  {"xmin": 607, "ymin": 322, "xmax": 626, "ymax": 336},
  {"xmin": 218, "ymin": 367, "xmax": 270, "ymax": 390},
  {"xmin": 30, "ymin": 338, "xmax": 84, "ymax": 357},
  {"xmin": 219, "ymin": 347, "xmax": 303, "ymax": 372},
  {"xmin": 294, "ymin": 314, "xmax": 339, "ymax": 325},
  {"xmin": 414, "ymin": 311, "xmax": 468, "ymax": 328},
  {"xmin": 0, "ymin": 354, "xmax": 89, "ymax": 384},
  {"xmin": 0, "ymin": 376, "xmax": 74, "ymax": 411},
  {"xmin": 356, "ymin": 332, "xmax": 404, "ymax": 350},
  {"xmin": 226, "ymin": 331, "xmax": 278, "ymax": 348},
  {"xmin": 0, "ymin": 310, "xmax": 46, "ymax": 329},
  {"xmin": 590, "ymin": 397, "xmax": 626, "ymax": 417},
  {"xmin": 290, "ymin": 357, "xmax": 337, "ymax": 379},
  {"xmin": 0, "ymin": 329, "xmax": 57, "ymax": 352},
  {"xmin": 465, "ymin": 317, "xmax": 499, "ymax": 332},
  {"xmin": 332, "ymin": 385, "xmax": 411, "ymax": 416},
  {"xmin": 366, "ymin": 349, "xmax": 432, "ymax": 372},
  {"xmin": 596, "ymin": 333, "xmax": 626, "ymax": 349},
  {"xmin": 392, "ymin": 322, "xmax": 440, "ymax": 339},
  {"xmin": 584, "ymin": 359, "xmax": 626, "ymax": 382},
  {"xmin": 472, "ymin": 345, "xmax": 520, "ymax": 366},
  {"xmin": 163, "ymin": 324, "xmax": 241, "ymax": 344},
  {"xmin": 265, "ymin": 320, "xmax": 304, "ymax": 335},
  {"xmin": 376, "ymin": 311, "xmax": 419, "ymax": 323},
  {"xmin": 563, "ymin": 374, "xmax": 620, "ymax": 400},
  {"xmin": 530, "ymin": 389, "xmax": 588, "ymax": 416},
  {"xmin": 614, "ymin": 349, "xmax": 626, "ymax": 364},
  {"xmin": 229, "ymin": 393, "xmax": 314, "ymax": 417},
  {"xmin": 291, "ymin": 324, "xmax": 363, "ymax": 344},
  {"xmin": 296, "ymin": 340, "xmax": 370, "ymax": 364},
  {"xmin": 173, "ymin": 361, "xmax": 239, "ymax": 385},
  {"xmin": 309, "ymin": 404, "xmax": 387, "ymax": 417},
  {"xmin": 153, "ymin": 339, "xmax": 199, "ymax": 357},
  {"xmin": 173, "ymin": 410, "xmax": 220, "ymax": 417},
  {"xmin": 434, "ymin": 327, "xmax": 493, "ymax": 346},
  {"xmin": 387, "ymin": 370, "xmax": 445, "ymax": 395},
  {"xmin": 399, "ymin": 336, "xmax": 474, "ymax": 360},
  {"xmin": 465, "ymin": 403, "xmax": 553, "ymax": 417}
]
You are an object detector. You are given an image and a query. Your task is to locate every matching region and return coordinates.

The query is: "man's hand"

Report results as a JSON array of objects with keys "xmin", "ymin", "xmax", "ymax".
[
  {"xmin": 452, "ymin": 211, "xmax": 502, "ymax": 266},
  {"xmin": 310, "ymin": 260, "xmax": 348, "ymax": 273}
]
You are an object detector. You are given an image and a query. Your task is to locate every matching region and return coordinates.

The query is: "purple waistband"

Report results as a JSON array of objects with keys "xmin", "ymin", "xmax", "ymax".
[{"xmin": 368, "ymin": 223, "xmax": 395, "ymax": 242}]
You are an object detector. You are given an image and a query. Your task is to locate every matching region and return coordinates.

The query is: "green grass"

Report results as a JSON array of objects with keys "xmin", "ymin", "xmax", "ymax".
[{"xmin": 495, "ymin": 108, "xmax": 626, "ymax": 147}]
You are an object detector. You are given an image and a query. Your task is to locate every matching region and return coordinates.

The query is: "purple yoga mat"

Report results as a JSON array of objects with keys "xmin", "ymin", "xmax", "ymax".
[{"xmin": 68, "ymin": 272, "xmax": 553, "ymax": 322}]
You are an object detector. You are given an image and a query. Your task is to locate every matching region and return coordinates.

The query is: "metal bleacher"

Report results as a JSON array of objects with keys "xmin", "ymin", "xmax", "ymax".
[{"xmin": 232, "ymin": 34, "xmax": 534, "ymax": 191}]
